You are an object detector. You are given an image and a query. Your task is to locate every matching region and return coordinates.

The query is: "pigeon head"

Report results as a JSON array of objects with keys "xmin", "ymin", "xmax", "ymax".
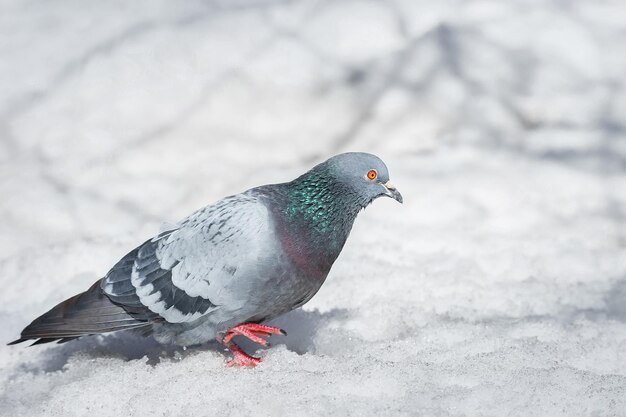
[
  {"xmin": 280, "ymin": 152, "xmax": 402, "ymax": 259},
  {"xmin": 323, "ymin": 152, "xmax": 403, "ymax": 207}
]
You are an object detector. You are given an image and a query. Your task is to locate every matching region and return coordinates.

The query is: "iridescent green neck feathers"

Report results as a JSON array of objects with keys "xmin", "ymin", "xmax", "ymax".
[{"xmin": 283, "ymin": 168, "xmax": 361, "ymax": 253}]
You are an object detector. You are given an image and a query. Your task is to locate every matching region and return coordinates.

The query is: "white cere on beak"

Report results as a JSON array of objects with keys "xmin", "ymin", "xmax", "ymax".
[{"xmin": 383, "ymin": 181, "xmax": 397, "ymax": 191}]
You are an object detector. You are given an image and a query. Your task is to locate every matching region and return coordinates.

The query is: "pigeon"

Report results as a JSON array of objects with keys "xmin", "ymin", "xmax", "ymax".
[{"xmin": 9, "ymin": 152, "xmax": 402, "ymax": 366}]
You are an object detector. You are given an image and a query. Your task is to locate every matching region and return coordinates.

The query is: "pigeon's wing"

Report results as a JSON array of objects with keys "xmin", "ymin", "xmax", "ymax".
[{"xmin": 101, "ymin": 193, "xmax": 274, "ymax": 324}]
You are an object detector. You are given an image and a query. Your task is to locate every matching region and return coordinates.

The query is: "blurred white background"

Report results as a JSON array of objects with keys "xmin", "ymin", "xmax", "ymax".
[{"xmin": 1, "ymin": 1, "xmax": 625, "ymax": 416}]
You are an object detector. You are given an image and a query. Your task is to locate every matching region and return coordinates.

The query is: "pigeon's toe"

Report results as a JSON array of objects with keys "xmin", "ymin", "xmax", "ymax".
[
  {"xmin": 223, "ymin": 323, "xmax": 286, "ymax": 347},
  {"xmin": 226, "ymin": 344, "xmax": 262, "ymax": 367}
]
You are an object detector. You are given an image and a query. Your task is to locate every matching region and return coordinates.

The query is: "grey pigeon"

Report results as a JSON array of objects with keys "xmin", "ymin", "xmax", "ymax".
[{"xmin": 10, "ymin": 152, "xmax": 402, "ymax": 366}]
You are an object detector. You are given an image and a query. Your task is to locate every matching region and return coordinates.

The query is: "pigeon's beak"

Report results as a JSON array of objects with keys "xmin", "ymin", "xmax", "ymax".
[{"xmin": 382, "ymin": 181, "xmax": 403, "ymax": 204}]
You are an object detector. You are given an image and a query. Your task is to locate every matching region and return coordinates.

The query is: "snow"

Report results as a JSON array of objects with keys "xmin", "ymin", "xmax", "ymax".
[{"xmin": 1, "ymin": 0, "xmax": 626, "ymax": 415}]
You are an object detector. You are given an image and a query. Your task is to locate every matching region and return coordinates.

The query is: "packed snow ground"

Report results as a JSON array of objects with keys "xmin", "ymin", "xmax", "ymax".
[{"xmin": 1, "ymin": 0, "xmax": 626, "ymax": 416}]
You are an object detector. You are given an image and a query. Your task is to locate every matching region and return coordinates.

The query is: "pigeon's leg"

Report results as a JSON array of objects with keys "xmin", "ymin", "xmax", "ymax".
[{"xmin": 220, "ymin": 323, "xmax": 287, "ymax": 367}]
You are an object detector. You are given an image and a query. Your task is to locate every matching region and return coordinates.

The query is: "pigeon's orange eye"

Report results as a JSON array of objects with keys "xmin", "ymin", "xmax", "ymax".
[{"xmin": 367, "ymin": 169, "xmax": 378, "ymax": 180}]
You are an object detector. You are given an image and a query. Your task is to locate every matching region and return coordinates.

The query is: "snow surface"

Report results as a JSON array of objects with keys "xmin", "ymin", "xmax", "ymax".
[{"xmin": 1, "ymin": 0, "xmax": 626, "ymax": 415}]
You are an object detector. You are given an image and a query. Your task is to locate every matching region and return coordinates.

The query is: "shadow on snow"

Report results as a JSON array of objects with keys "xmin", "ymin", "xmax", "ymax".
[{"xmin": 14, "ymin": 308, "xmax": 350, "ymax": 373}]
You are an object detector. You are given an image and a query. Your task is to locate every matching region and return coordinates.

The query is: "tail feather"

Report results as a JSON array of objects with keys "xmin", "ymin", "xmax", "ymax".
[{"xmin": 9, "ymin": 279, "xmax": 151, "ymax": 345}]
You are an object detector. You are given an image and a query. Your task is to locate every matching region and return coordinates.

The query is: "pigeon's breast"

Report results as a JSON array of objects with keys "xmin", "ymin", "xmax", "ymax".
[{"xmin": 275, "ymin": 230, "xmax": 331, "ymax": 278}]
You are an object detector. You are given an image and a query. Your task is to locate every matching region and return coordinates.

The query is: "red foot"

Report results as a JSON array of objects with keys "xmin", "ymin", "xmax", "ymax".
[
  {"xmin": 223, "ymin": 323, "xmax": 286, "ymax": 346},
  {"xmin": 226, "ymin": 344, "xmax": 262, "ymax": 367},
  {"xmin": 221, "ymin": 323, "xmax": 287, "ymax": 367}
]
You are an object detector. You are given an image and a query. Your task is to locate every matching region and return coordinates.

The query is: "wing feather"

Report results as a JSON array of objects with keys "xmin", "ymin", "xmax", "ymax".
[{"xmin": 101, "ymin": 192, "xmax": 272, "ymax": 324}]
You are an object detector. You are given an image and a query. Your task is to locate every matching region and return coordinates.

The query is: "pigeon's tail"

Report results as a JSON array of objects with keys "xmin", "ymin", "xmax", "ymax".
[{"xmin": 8, "ymin": 279, "xmax": 152, "ymax": 346}]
